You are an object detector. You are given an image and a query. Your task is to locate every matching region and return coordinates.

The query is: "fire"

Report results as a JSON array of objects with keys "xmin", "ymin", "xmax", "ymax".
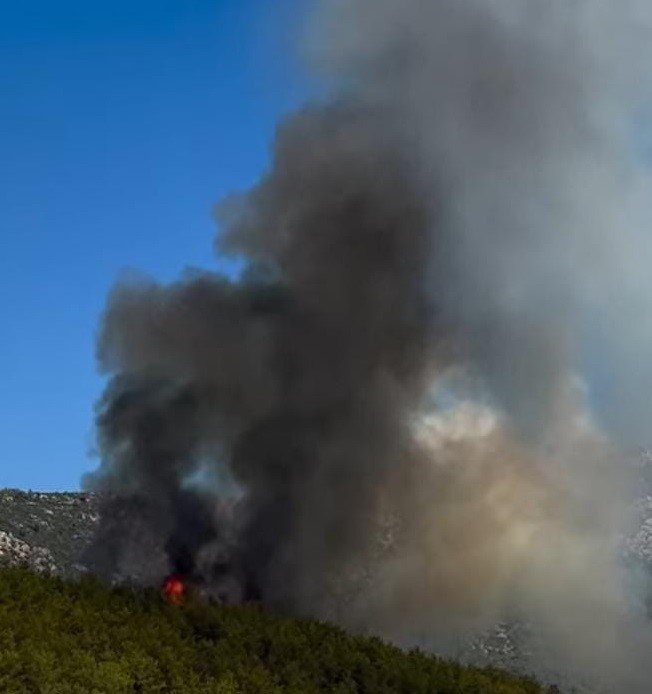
[{"xmin": 161, "ymin": 574, "xmax": 186, "ymax": 605}]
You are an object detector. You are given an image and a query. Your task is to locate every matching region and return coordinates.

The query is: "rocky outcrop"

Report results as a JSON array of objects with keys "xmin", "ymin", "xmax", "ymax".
[
  {"xmin": 0, "ymin": 529, "xmax": 57, "ymax": 573},
  {"xmin": 623, "ymin": 495, "xmax": 652, "ymax": 563}
]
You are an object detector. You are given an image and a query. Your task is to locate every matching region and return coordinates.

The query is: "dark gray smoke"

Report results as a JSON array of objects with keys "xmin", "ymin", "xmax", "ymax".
[
  {"xmin": 85, "ymin": 0, "xmax": 652, "ymax": 689},
  {"xmin": 87, "ymin": 104, "xmax": 441, "ymax": 603}
]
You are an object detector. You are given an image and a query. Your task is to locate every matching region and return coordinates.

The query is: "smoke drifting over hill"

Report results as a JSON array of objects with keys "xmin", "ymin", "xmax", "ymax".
[{"xmin": 85, "ymin": 1, "xmax": 652, "ymax": 689}]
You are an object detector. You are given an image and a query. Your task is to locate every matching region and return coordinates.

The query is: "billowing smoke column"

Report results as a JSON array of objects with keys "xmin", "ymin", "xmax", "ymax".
[{"xmin": 85, "ymin": 0, "xmax": 652, "ymax": 689}]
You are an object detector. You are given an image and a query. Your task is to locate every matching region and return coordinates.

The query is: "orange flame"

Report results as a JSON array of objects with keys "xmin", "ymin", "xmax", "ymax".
[{"xmin": 161, "ymin": 574, "xmax": 185, "ymax": 605}]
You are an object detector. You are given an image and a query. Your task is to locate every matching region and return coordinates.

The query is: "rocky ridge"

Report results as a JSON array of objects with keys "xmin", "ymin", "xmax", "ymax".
[{"xmin": 0, "ymin": 490, "xmax": 99, "ymax": 578}]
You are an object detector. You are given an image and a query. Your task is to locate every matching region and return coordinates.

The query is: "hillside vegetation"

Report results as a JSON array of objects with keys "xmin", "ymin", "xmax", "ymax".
[{"xmin": 0, "ymin": 567, "xmax": 554, "ymax": 693}]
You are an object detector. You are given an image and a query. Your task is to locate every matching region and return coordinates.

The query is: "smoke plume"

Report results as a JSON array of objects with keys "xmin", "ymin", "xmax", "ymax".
[{"xmin": 85, "ymin": 0, "xmax": 652, "ymax": 689}]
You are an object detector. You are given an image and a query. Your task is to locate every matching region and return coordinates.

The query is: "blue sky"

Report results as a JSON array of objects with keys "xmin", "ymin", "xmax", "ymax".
[{"xmin": 1, "ymin": 0, "xmax": 308, "ymax": 490}]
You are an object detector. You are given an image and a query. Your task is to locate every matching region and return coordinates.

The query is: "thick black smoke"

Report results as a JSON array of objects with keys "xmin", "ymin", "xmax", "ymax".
[
  {"xmin": 86, "ymin": 104, "xmax": 444, "ymax": 606},
  {"xmin": 85, "ymin": 0, "xmax": 652, "ymax": 689}
]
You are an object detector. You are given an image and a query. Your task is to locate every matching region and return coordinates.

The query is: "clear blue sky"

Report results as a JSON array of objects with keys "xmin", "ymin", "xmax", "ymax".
[{"xmin": 0, "ymin": 0, "xmax": 309, "ymax": 491}]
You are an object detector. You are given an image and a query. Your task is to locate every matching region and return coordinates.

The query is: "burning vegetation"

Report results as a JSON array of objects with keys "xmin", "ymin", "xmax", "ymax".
[{"xmin": 161, "ymin": 574, "xmax": 185, "ymax": 605}]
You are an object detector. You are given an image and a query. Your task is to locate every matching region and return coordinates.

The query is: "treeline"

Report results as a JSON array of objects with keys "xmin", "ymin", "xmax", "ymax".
[{"xmin": 0, "ymin": 567, "xmax": 552, "ymax": 693}]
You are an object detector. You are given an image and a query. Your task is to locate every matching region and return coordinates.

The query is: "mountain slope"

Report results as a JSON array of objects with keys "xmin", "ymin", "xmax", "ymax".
[{"xmin": 0, "ymin": 566, "xmax": 549, "ymax": 694}]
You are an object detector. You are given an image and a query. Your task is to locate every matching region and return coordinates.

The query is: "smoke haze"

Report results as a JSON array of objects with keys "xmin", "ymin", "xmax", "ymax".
[{"xmin": 85, "ymin": 1, "xmax": 652, "ymax": 689}]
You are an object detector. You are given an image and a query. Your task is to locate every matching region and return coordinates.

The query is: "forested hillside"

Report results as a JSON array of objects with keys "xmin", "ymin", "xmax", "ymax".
[{"xmin": 0, "ymin": 567, "xmax": 551, "ymax": 693}]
